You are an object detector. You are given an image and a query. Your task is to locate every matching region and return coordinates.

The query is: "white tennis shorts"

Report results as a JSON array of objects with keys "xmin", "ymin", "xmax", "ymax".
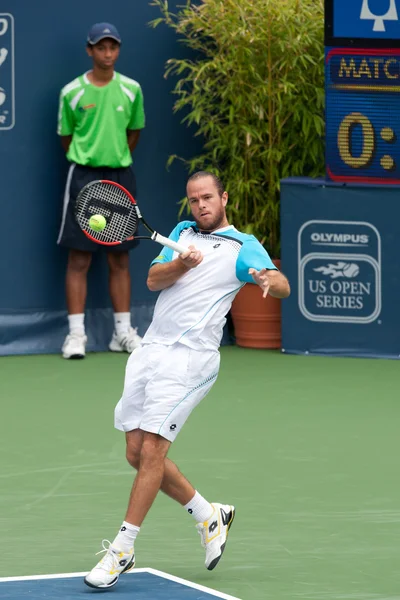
[{"xmin": 114, "ymin": 342, "xmax": 220, "ymax": 442}]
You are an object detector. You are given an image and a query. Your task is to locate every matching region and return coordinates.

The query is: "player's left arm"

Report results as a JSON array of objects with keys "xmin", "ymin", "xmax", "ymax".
[
  {"xmin": 127, "ymin": 84, "xmax": 145, "ymax": 153},
  {"xmin": 60, "ymin": 135, "xmax": 72, "ymax": 153},
  {"xmin": 248, "ymin": 267, "xmax": 290, "ymax": 298},
  {"xmin": 236, "ymin": 237, "xmax": 291, "ymax": 299},
  {"xmin": 127, "ymin": 130, "xmax": 141, "ymax": 152},
  {"xmin": 57, "ymin": 90, "xmax": 75, "ymax": 153}
]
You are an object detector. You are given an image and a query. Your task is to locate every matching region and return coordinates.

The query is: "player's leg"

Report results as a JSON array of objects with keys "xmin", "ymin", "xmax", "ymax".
[
  {"xmin": 126, "ymin": 344, "xmax": 234, "ymax": 567},
  {"xmin": 85, "ymin": 430, "xmax": 171, "ymax": 590},
  {"xmin": 139, "ymin": 344, "xmax": 235, "ymax": 570},
  {"xmin": 66, "ymin": 249, "xmax": 92, "ymax": 314},
  {"xmin": 126, "ymin": 428, "xmax": 235, "ymax": 571},
  {"xmin": 106, "ymin": 166, "xmax": 141, "ymax": 353},
  {"xmin": 107, "ymin": 251, "xmax": 130, "ymax": 313},
  {"xmin": 85, "ymin": 344, "xmax": 234, "ymax": 589},
  {"xmin": 107, "ymin": 251, "xmax": 141, "ymax": 352},
  {"xmin": 126, "ymin": 429, "xmax": 196, "ymax": 504},
  {"xmin": 62, "ymin": 249, "xmax": 92, "ymax": 358},
  {"xmin": 85, "ymin": 433, "xmax": 171, "ymax": 589},
  {"xmin": 58, "ymin": 164, "xmax": 99, "ymax": 359},
  {"xmin": 125, "ymin": 431, "xmax": 170, "ymax": 525},
  {"xmin": 85, "ymin": 345, "xmax": 150, "ymax": 589}
]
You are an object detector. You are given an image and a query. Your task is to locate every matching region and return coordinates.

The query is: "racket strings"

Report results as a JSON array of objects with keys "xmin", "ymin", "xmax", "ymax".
[{"xmin": 76, "ymin": 182, "xmax": 138, "ymax": 243}]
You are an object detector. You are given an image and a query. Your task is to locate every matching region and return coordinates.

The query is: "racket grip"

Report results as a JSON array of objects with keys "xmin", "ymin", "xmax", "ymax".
[{"xmin": 152, "ymin": 232, "xmax": 187, "ymax": 254}]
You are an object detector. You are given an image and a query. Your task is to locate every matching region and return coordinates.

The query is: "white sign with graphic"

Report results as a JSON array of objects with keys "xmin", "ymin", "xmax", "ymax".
[
  {"xmin": 360, "ymin": 0, "xmax": 398, "ymax": 32},
  {"xmin": 298, "ymin": 220, "xmax": 381, "ymax": 324},
  {"xmin": 0, "ymin": 14, "xmax": 15, "ymax": 130}
]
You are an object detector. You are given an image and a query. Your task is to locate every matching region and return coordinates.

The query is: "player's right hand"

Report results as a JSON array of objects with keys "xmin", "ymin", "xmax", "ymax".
[{"xmin": 179, "ymin": 245, "xmax": 203, "ymax": 269}]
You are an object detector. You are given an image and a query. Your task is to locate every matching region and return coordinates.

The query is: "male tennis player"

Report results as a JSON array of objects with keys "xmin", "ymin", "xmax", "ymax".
[
  {"xmin": 57, "ymin": 23, "xmax": 145, "ymax": 359},
  {"xmin": 85, "ymin": 171, "xmax": 290, "ymax": 589}
]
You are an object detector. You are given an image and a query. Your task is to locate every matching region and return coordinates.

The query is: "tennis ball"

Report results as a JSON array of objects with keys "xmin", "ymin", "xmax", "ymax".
[
  {"xmin": 89, "ymin": 214, "xmax": 107, "ymax": 232},
  {"xmin": 343, "ymin": 263, "xmax": 359, "ymax": 278}
]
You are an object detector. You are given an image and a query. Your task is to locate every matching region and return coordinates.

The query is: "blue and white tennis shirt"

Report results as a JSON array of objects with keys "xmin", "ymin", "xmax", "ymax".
[{"xmin": 142, "ymin": 221, "xmax": 277, "ymax": 351}]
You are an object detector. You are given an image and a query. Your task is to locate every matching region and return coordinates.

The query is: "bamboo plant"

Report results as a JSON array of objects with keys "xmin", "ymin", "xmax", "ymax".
[{"xmin": 150, "ymin": 0, "xmax": 325, "ymax": 256}]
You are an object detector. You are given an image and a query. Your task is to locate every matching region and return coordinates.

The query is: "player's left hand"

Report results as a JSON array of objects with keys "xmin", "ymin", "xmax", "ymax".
[{"xmin": 248, "ymin": 268, "xmax": 270, "ymax": 298}]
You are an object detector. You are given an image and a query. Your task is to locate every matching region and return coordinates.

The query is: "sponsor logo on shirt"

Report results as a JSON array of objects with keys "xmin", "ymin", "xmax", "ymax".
[
  {"xmin": 116, "ymin": 105, "xmax": 124, "ymax": 112},
  {"xmin": 79, "ymin": 103, "xmax": 96, "ymax": 112}
]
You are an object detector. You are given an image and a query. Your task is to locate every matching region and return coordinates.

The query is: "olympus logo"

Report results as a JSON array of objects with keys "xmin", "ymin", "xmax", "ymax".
[{"xmin": 311, "ymin": 233, "xmax": 369, "ymax": 244}]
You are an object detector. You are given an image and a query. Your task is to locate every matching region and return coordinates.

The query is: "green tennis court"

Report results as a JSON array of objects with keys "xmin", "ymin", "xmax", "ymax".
[{"xmin": 1, "ymin": 348, "xmax": 399, "ymax": 599}]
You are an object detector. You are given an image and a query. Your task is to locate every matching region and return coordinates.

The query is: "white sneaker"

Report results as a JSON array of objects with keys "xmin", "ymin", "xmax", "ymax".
[
  {"xmin": 109, "ymin": 327, "xmax": 142, "ymax": 353},
  {"xmin": 196, "ymin": 503, "xmax": 235, "ymax": 570},
  {"xmin": 62, "ymin": 332, "xmax": 87, "ymax": 359},
  {"xmin": 84, "ymin": 540, "xmax": 135, "ymax": 589}
]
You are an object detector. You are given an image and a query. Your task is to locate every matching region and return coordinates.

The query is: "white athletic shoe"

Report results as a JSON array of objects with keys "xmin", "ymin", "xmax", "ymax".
[
  {"xmin": 61, "ymin": 333, "xmax": 87, "ymax": 359},
  {"xmin": 196, "ymin": 503, "xmax": 235, "ymax": 570},
  {"xmin": 109, "ymin": 327, "xmax": 142, "ymax": 353},
  {"xmin": 84, "ymin": 540, "xmax": 135, "ymax": 589}
]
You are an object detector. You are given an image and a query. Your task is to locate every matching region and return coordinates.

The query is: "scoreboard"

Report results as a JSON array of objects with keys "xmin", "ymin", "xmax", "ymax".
[
  {"xmin": 326, "ymin": 48, "xmax": 400, "ymax": 183},
  {"xmin": 325, "ymin": 0, "xmax": 400, "ymax": 184}
]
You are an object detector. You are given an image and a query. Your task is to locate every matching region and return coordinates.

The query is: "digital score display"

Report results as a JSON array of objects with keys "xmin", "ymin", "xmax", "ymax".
[{"xmin": 325, "ymin": 48, "xmax": 400, "ymax": 184}]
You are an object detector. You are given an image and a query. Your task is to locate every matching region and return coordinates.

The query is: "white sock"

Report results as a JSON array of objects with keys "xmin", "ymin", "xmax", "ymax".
[
  {"xmin": 114, "ymin": 312, "xmax": 131, "ymax": 335},
  {"xmin": 112, "ymin": 521, "xmax": 140, "ymax": 553},
  {"xmin": 184, "ymin": 491, "xmax": 214, "ymax": 523},
  {"xmin": 68, "ymin": 313, "xmax": 85, "ymax": 335}
]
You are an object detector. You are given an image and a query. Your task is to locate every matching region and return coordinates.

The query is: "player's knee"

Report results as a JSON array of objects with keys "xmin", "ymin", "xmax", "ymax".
[
  {"xmin": 139, "ymin": 433, "xmax": 170, "ymax": 469},
  {"xmin": 68, "ymin": 250, "xmax": 92, "ymax": 273},
  {"xmin": 125, "ymin": 429, "xmax": 144, "ymax": 469},
  {"xmin": 126, "ymin": 446, "xmax": 140, "ymax": 470}
]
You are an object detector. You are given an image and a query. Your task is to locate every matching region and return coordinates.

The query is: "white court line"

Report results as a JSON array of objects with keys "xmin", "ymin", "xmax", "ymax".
[
  {"xmin": 0, "ymin": 568, "xmax": 242, "ymax": 599},
  {"xmin": 146, "ymin": 567, "xmax": 242, "ymax": 599},
  {"xmin": 0, "ymin": 571, "xmax": 97, "ymax": 582}
]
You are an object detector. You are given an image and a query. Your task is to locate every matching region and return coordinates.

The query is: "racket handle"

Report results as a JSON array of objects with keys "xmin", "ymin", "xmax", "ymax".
[{"xmin": 152, "ymin": 232, "xmax": 187, "ymax": 255}]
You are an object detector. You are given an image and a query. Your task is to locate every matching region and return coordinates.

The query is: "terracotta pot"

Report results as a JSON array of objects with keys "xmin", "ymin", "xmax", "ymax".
[{"xmin": 230, "ymin": 259, "xmax": 281, "ymax": 349}]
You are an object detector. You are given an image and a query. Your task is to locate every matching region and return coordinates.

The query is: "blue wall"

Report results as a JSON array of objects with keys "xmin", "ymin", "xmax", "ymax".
[{"xmin": 0, "ymin": 2, "xmax": 200, "ymax": 354}]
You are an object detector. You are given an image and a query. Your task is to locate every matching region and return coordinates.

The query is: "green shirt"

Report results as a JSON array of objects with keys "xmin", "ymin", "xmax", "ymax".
[{"xmin": 57, "ymin": 71, "xmax": 145, "ymax": 168}]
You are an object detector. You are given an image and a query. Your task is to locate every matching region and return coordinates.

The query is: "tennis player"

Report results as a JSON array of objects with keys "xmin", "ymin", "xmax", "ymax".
[
  {"xmin": 57, "ymin": 23, "xmax": 145, "ymax": 359},
  {"xmin": 85, "ymin": 171, "xmax": 291, "ymax": 589}
]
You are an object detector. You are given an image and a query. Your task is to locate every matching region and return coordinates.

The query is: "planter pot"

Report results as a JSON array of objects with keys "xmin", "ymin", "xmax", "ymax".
[{"xmin": 230, "ymin": 259, "xmax": 281, "ymax": 349}]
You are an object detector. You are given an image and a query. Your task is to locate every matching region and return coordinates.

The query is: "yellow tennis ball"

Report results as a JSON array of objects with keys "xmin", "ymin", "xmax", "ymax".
[{"xmin": 89, "ymin": 214, "xmax": 107, "ymax": 232}]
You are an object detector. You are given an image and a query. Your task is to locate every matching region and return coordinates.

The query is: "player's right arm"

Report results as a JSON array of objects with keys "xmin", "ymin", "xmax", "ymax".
[
  {"xmin": 61, "ymin": 135, "xmax": 72, "ymax": 153},
  {"xmin": 57, "ymin": 84, "xmax": 76, "ymax": 154},
  {"xmin": 147, "ymin": 221, "xmax": 202, "ymax": 292},
  {"xmin": 147, "ymin": 246, "xmax": 202, "ymax": 292}
]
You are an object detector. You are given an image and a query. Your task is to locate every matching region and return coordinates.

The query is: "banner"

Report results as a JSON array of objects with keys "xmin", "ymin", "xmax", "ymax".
[{"xmin": 281, "ymin": 178, "xmax": 400, "ymax": 359}]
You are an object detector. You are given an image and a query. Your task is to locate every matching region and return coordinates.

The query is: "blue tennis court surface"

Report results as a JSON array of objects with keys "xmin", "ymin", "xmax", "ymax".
[{"xmin": 0, "ymin": 569, "xmax": 241, "ymax": 600}]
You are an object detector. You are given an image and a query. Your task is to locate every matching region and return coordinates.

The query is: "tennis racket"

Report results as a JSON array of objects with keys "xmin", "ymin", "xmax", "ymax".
[{"xmin": 75, "ymin": 180, "xmax": 187, "ymax": 254}]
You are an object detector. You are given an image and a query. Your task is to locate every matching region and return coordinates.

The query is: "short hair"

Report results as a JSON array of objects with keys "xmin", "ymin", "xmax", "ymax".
[{"xmin": 187, "ymin": 171, "xmax": 225, "ymax": 197}]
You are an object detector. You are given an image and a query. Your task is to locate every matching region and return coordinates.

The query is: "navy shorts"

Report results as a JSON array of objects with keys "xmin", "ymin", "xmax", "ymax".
[{"xmin": 57, "ymin": 163, "xmax": 139, "ymax": 252}]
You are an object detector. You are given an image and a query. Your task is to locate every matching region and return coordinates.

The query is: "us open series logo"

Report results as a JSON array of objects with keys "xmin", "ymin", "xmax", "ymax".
[
  {"xmin": 298, "ymin": 220, "xmax": 381, "ymax": 324},
  {"xmin": 0, "ymin": 14, "xmax": 15, "ymax": 130}
]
